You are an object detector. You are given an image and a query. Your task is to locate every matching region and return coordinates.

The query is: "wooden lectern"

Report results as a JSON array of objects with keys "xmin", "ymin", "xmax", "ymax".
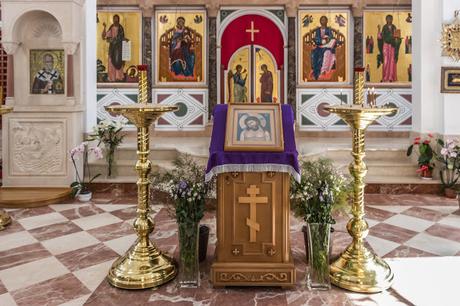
[{"xmin": 211, "ymin": 171, "xmax": 295, "ymax": 287}]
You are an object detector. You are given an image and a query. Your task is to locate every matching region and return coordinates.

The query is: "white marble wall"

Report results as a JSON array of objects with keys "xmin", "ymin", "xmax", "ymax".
[{"xmin": 412, "ymin": 0, "xmax": 460, "ymax": 137}]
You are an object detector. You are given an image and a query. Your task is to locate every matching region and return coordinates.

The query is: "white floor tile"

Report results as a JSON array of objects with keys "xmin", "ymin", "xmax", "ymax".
[
  {"xmin": 41, "ymin": 232, "xmax": 100, "ymax": 255},
  {"xmin": 104, "ymin": 234, "xmax": 137, "ymax": 255},
  {"xmin": 347, "ymin": 291, "xmax": 407, "ymax": 306},
  {"xmin": 405, "ymin": 233, "xmax": 460, "ymax": 256},
  {"xmin": 73, "ymin": 260, "xmax": 114, "ymax": 291},
  {"xmin": 438, "ymin": 214, "xmax": 460, "ymax": 229},
  {"xmin": 49, "ymin": 204, "xmax": 90, "ymax": 212},
  {"xmin": 94, "ymin": 204, "xmax": 135, "ymax": 212},
  {"xmin": 420, "ymin": 206, "xmax": 458, "ymax": 215},
  {"xmin": 367, "ymin": 205, "xmax": 409, "ymax": 214},
  {"xmin": 17, "ymin": 212, "xmax": 68, "ymax": 230},
  {"xmin": 0, "ymin": 231, "xmax": 37, "ymax": 252},
  {"xmin": 0, "ymin": 293, "xmax": 17, "ymax": 306},
  {"xmin": 388, "ymin": 257, "xmax": 460, "ymax": 306},
  {"xmin": 58, "ymin": 294, "xmax": 91, "ymax": 306},
  {"xmin": 366, "ymin": 235, "xmax": 399, "ymax": 257},
  {"xmin": 0, "ymin": 257, "xmax": 69, "ymax": 291},
  {"xmin": 383, "ymin": 214, "xmax": 435, "ymax": 232},
  {"xmin": 71, "ymin": 213, "xmax": 122, "ymax": 231},
  {"xmin": 367, "ymin": 218, "xmax": 379, "ymax": 228}
]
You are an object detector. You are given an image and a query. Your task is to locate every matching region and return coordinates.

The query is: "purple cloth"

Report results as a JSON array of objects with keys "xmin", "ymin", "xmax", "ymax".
[{"xmin": 205, "ymin": 104, "xmax": 300, "ymax": 182}]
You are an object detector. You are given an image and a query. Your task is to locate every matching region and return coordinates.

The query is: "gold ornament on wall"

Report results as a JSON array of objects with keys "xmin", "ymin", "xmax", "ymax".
[{"xmin": 442, "ymin": 10, "xmax": 460, "ymax": 62}]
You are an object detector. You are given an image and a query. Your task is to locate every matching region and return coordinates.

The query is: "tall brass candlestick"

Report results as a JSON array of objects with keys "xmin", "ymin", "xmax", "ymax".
[
  {"xmin": 0, "ymin": 106, "xmax": 13, "ymax": 230},
  {"xmin": 105, "ymin": 65, "xmax": 178, "ymax": 289},
  {"xmin": 325, "ymin": 68, "xmax": 398, "ymax": 293}
]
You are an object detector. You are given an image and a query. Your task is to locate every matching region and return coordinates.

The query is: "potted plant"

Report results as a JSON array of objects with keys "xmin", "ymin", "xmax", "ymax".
[
  {"xmin": 407, "ymin": 134, "xmax": 435, "ymax": 179},
  {"xmin": 291, "ymin": 158, "xmax": 351, "ymax": 290},
  {"xmin": 151, "ymin": 154, "xmax": 214, "ymax": 288},
  {"xmin": 88, "ymin": 119, "xmax": 124, "ymax": 178},
  {"xmin": 70, "ymin": 142, "xmax": 103, "ymax": 201},
  {"xmin": 435, "ymin": 138, "xmax": 460, "ymax": 198}
]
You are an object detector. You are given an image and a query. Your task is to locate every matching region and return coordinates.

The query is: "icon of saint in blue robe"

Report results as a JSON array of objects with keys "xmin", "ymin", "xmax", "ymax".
[
  {"xmin": 169, "ymin": 24, "xmax": 195, "ymax": 78},
  {"xmin": 311, "ymin": 27, "xmax": 338, "ymax": 80}
]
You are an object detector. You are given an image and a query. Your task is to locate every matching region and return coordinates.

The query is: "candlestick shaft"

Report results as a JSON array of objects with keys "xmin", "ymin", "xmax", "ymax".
[
  {"xmin": 353, "ymin": 70, "xmax": 365, "ymax": 105},
  {"xmin": 138, "ymin": 70, "xmax": 148, "ymax": 104},
  {"xmin": 135, "ymin": 126, "xmax": 153, "ymax": 242}
]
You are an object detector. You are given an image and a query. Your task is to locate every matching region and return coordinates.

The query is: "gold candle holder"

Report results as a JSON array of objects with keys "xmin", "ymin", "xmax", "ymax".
[
  {"xmin": 105, "ymin": 65, "xmax": 178, "ymax": 289},
  {"xmin": 324, "ymin": 68, "xmax": 398, "ymax": 293},
  {"xmin": 0, "ymin": 106, "xmax": 13, "ymax": 230}
]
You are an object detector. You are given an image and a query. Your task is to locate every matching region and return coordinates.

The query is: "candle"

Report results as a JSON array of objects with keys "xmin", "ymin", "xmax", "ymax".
[
  {"xmin": 340, "ymin": 89, "xmax": 344, "ymax": 105},
  {"xmin": 366, "ymin": 88, "xmax": 370, "ymax": 107}
]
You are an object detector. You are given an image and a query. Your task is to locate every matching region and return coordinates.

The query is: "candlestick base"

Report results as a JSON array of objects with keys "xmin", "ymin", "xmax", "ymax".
[
  {"xmin": 107, "ymin": 240, "xmax": 177, "ymax": 289},
  {"xmin": 330, "ymin": 242, "xmax": 394, "ymax": 293},
  {"xmin": 0, "ymin": 210, "xmax": 12, "ymax": 230}
]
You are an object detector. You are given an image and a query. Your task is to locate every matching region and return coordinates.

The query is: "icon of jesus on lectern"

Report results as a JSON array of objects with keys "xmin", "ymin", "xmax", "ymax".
[{"xmin": 238, "ymin": 114, "xmax": 272, "ymax": 142}]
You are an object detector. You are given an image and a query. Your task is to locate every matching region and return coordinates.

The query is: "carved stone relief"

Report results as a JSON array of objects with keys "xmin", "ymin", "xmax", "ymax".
[{"xmin": 9, "ymin": 120, "xmax": 66, "ymax": 176}]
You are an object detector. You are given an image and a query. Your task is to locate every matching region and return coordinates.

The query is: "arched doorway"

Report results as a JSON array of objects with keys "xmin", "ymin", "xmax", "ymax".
[{"xmin": 217, "ymin": 11, "xmax": 287, "ymax": 104}]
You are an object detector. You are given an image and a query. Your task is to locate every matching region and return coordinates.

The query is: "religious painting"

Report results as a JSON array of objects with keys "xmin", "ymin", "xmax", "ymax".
[
  {"xmin": 156, "ymin": 10, "xmax": 206, "ymax": 84},
  {"xmin": 364, "ymin": 10, "xmax": 412, "ymax": 84},
  {"xmin": 226, "ymin": 46, "xmax": 279, "ymax": 103},
  {"xmin": 96, "ymin": 11, "xmax": 142, "ymax": 84},
  {"xmin": 255, "ymin": 47, "xmax": 279, "ymax": 103},
  {"xmin": 441, "ymin": 67, "xmax": 460, "ymax": 93},
  {"xmin": 29, "ymin": 49, "xmax": 65, "ymax": 95},
  {"xmin": 227, "ymin": 47, "xmax": 250, "ymax": 103},
  {"xmin": 298, "ymin": 10, "xmax": 350, "ymax": 83},
  {"xmin": 225, "ymin": 104, "xmax": 284, "ymax": 152}
]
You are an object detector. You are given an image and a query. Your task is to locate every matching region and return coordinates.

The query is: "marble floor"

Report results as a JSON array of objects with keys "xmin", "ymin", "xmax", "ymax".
[{"xmin": 0, "ymin": 193, "xmax": 458, "ymax": 306}]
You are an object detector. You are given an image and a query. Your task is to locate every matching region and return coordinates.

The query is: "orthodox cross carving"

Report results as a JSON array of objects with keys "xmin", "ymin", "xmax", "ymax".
[
  {"xmin": 238, "ymin": 185, "xmax": 268, "ymax": 242},
  {"xmin": 245, "ymin": 21, "xmax": 260, "ymax": 42}
]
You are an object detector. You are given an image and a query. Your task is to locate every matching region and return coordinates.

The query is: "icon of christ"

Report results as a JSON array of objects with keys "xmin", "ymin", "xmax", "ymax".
[
  {"xmin": 311, "ymin": 16, "xmax": 339, "ymax": 81},
  {"xmin": 169, "ymin": 17, "xmax": 196, "ymax": 78}
]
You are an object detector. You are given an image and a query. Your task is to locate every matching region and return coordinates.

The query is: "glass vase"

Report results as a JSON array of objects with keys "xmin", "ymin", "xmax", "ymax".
[
  {"xmin": 306, "ymin": 223, "xmax": 331, "ymax": 290},
  {"xmin": 106, "ymin": 146, "xmax": 117, "ymax": 178},
  {"xmin": 178, "ymin": 221, "xmax": 200, "ymax": 288}
]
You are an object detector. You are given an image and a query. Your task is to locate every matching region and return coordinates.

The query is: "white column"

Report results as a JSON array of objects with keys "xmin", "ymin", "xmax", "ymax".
[
  {"xmin": 83, "ymin": 0, "xmax": 97, "ymax": 133},
  {"xmin": 412, "ymin": 0, "xmax": 444, "ymax": 135},
  {"xmin": 442, "ymin": 0, "xmax": 460, "ymax": 136}
]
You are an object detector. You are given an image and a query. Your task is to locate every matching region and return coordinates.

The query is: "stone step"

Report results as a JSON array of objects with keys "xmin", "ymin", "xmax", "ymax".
[
  {"xmin": 365, "ymin": 175, "xmax": 441, "ymax": 184},
  {"xmin": 90, "ymin": 159, "xmax": 175, "ymax": 181},
  {"xmin": 331, "ymin": 160, "xmax": 418, "ymax": 177},
  {"xmin": 320, "ymin": 149, "xmax": 409, "ymax": 162},
  {"xmin": 105, "ymin": 145, "xmax": 179, "ymax": 161}
]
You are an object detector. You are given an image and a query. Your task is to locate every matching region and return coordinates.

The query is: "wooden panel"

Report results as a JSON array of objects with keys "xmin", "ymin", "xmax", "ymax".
[{"xmin": 212, "ymin": 172, "xmax": 295, "ymax": 287}]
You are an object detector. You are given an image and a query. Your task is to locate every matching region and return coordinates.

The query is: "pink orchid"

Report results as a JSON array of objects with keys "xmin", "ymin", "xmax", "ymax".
[
  {"xmin": 92, "ymin": 147, "xmax": 104, "ymax": 159},
  {"xmin": 441, "ymin": 148, "xmax": 449, "ymax": 156}
]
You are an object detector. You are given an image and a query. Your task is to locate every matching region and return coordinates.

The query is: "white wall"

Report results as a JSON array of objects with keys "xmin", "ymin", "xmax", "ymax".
[
  {"xmin": 83, "ymin": 0, "xmax": 97, "ymax": 133},
  {"xmin": 441, "ymin": 0, "xmax": 460, "ymax": 136},
  {"xmin": 413, "ymin": 0, "xmax": 460, "ymax": 136}
]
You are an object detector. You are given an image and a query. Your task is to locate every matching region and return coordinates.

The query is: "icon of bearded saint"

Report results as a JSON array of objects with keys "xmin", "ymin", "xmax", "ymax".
[
  {"xmin": 238, "ymin": 114, "xmax": 271, "ymax": 142},
  {"xmin": 31, "ymin": 53, "xmax": 64, "ymax": 94}
]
